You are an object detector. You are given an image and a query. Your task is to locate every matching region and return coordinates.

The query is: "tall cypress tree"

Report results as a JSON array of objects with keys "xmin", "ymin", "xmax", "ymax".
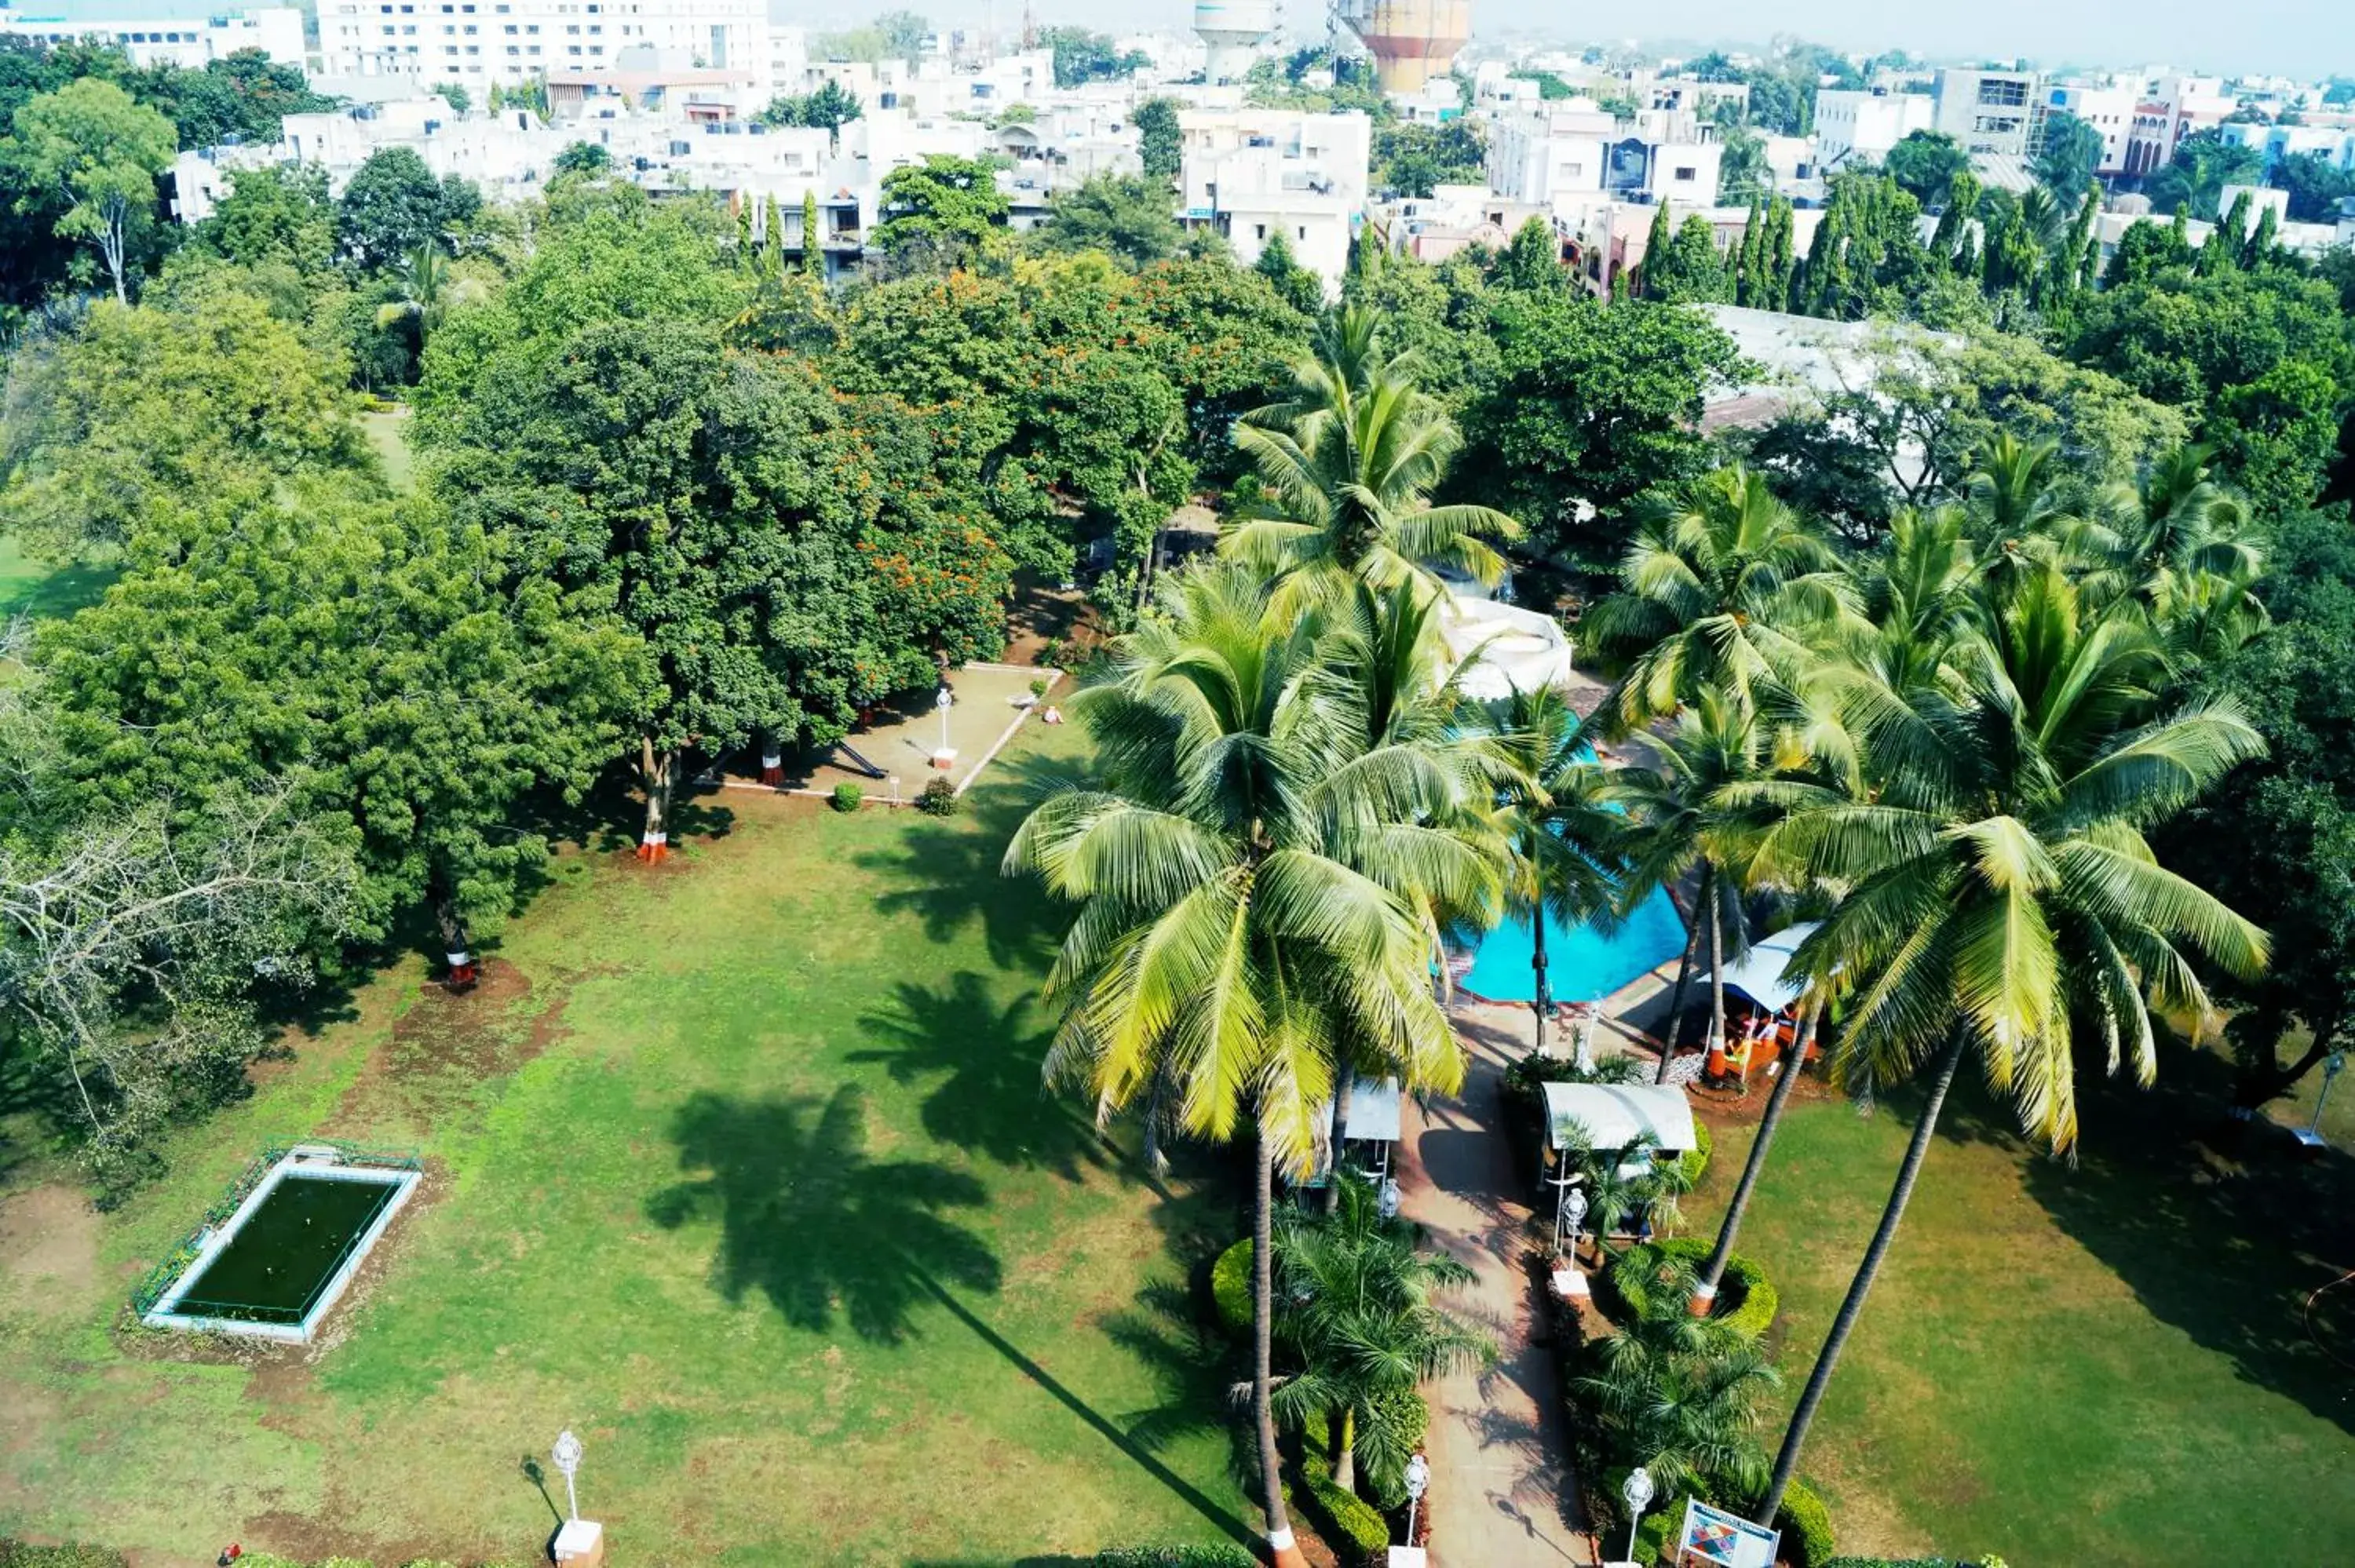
[
  {"xmin": 801, "ymin": 189, "xmax": 823, "ymax": 275},
  {"xmin": 1640, "ymin": 202, "xmax": 1674, "ymax": 298},
  {"xmin": 1734, "ymin": 197, "xmax": 1763, "ymax": 306},
  {"xmin": 1767, "ymin": 199, "xmax": 1795, "ymax": 311},
  {"xmin": 763, "ymin": 193, "xmax": 785, "ymax": 275}
]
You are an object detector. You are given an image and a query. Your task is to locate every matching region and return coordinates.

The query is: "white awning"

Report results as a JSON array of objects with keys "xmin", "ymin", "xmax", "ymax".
[
  {"xmin": 1543, "ymin": 1081, "xmax": 1698, "ymax": 1154},
  {"xmin": 1317, "ymin": 1076, "xmax": 1403, "ymax": 1145},
  {"xmin": 1712, "ymin": 921, "xmax": 1820, "ymax": 1015}
]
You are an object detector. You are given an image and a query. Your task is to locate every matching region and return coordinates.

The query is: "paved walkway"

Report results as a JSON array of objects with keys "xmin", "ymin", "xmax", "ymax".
[{"xmin": 1399, "ymin": 1010, "xmax": 1598, "ymax": 1568}]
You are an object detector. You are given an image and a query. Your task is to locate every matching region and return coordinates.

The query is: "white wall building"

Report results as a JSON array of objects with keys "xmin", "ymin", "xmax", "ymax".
[
  {"xmin": 1812, "ymin": 88, "xmax": 1933, "ymax": 170},
  {"xmin": 2043, "ymin": 82, "xmax": 2138, "ymax": 176},
  {"xmin": 0, "ymin": 4, "xmax": 304, "ymax": 71},
  {"xmin": 317, "ymin": 0, "xmax": 768, "ymax": 94},
  {"xmin": 1178, "ymin": 108, "xmax": 1371, "ymax": 291},
  {"xmin": 1487, "ymin": 102, "xmax": 1722, "ymax": 212}
]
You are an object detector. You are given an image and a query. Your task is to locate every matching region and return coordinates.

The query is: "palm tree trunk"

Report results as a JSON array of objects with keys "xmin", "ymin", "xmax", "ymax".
[
  {"xmin": 1656, "ymin": 869, "xmax": 1706, "ymax": 1083},
  {"xmin": 638, "ymin": 738, "xmax": 674, "ymax": 862},
  {"xmin": 1531, "ymin": 901, "xmax": 1551, "ymax": 1056},
  {"xmin": 1707, "ymin": 879, "xmax": 1729, "ymax": 1076},
  {"xmin": 1754, "ymin": 1026, "xmax": 1966, "ymax": 1525},
  {"xmin": 1324, "ymin": 1070, "xmax": 1354, "ymax": 1214},
  {"xmin": 1692, "ymin": 997, "xmax": 1819, "ymax": 1315},
  {"xmin": 1333, "ymin": 1402, "xmax": 1356, "ymax": 1493},
  {"xmin": 1255, "ymin": 1118, "xmax": 1305, "ymax": 1568}
]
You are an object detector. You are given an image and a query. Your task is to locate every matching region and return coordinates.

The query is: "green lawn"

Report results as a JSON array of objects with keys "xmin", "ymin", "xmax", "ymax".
[
  {"xmin": 0, "ymin": 534, "xmax": 108, "ymax": 624},
  {"xmin": 0, "ymin": 728, "xmax": 1252, "ymax": 1566},
  {"xmin": 1690, "ymin": 1056, "xmax": 2355, "ymax": 1565},
  {"xmin": 361, "ymin": 407, "xmax": 415, "ymax": 492}
]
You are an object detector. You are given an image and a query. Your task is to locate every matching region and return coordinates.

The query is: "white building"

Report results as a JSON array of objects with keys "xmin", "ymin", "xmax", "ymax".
[
  {"xmin": 2043, "ymin": 82, "xmax": 2138, "ymax": 176},
  {"xmin": 1931, "ymin": 67, "xmax": 2041, "ymax": 158},
  {"xmin": 316, "ymin": 0, "xmax": 769, "ymax": 95},
  {"xmin": 0, "ymin": 4, "xmax": 304, "ymax": 71},
  {"xmin": 1178, "ymin": 108, "xmax": 1371, "ymax": 290},
  {"xmin": 1487, "ymin": 102, "xmax": 1722, "ymax": 212},
  {"xmin": 1812, "ymin": 88, "xmax": 1933, "ymax": 171},
  {"xmin": 2123, "ymin": 74, "xmax": 2236, "ymax": 178}
]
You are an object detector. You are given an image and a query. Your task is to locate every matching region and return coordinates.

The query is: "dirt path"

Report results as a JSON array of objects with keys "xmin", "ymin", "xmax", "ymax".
[{"xmin": 1398, "ymin": 1013, "xmax": 1598, "ymax": 1567}]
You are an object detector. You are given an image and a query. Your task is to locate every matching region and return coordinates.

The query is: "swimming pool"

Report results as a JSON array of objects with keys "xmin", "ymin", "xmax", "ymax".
[{"xmin": 1457, "ymin": 884, "xmax": 1688, "ymax": 1005}]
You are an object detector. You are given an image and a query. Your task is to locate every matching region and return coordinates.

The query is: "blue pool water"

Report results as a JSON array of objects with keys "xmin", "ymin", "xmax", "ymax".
[{"xmin": 1458, "ymin": 884, "xmax": 1688, "ymax": 1005}]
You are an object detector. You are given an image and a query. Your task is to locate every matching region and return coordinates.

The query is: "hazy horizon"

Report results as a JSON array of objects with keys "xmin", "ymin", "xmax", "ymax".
[{"xmin": 766, "ymin": 0, "xmax": 2353, "ymax": 82}]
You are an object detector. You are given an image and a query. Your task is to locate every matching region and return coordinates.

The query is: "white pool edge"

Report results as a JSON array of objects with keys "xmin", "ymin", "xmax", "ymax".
[{"xmin": 141, "ymin": 1149, "xmax": 421, "ymax": 1344}]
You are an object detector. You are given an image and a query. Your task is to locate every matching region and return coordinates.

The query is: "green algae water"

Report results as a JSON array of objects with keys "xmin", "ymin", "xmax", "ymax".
[{"xmin": 179, "ymin": 1175, "xmax": 401, "ymax": 1323}]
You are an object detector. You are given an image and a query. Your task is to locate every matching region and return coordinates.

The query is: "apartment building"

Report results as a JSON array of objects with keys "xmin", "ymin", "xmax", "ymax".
[
  {"xmin": 2121, "ymin": 75, "xmax": 2238, "ymax": 177},
  {"xmin": 317, "ymin": 0, "xmax": 767, "ymax": 94},
  {"xmin": 1487, "ymin": 103, "xmax": 1722, "ymax": 211},
  {"xmin": 1177, "ymin": 108, "xmax": 1372, "ymax": 289},
  {"xmin": 2043, "ymin": 82, "xmax": 2137, "ymax": 175},
  {"xmin": 0, "ymin": 4, "xmax": 304, "ymax": 71},
  {"xmin": 1813, "ymin": 88, "xmax": 1933, "ymax": 170},
  {"xmin": 1931, "ymin": 67, "xmax": 2041, "ymax": 157}
]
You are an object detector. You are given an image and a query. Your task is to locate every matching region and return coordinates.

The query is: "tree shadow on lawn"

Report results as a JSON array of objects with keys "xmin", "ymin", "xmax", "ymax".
[
  {"xmin": 854, "ymin": 751, "xmax": 1081, "ymax": 971},
  {"xmin": 851, "ymin": 973, "xmax": 1117, "ymax": 1181},
  {"xmin": 647, "ymin": 1085, "xmax": 1254, "ymax": 1544},
  {"xmin": 1984, "ymin": 1043, "xmax": 2355, "ymax": 1435}
]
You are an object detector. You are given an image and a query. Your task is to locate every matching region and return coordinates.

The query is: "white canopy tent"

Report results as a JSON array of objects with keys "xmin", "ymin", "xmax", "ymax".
[
  {"xmin": 1438, "ymin": 594, "xmax": 1575, "ymax": 702},
  {"xmin": 1309, "ymin": 1076, "xmax": 1404, "ymax": 1188},
  {"xmin": 1542, "ymin": 1081, "xmax": 1700, "ymax": 1155},
  {"xmin": 1710, "ymin": 921, "xmax": 1821, "ymax": 1014}
]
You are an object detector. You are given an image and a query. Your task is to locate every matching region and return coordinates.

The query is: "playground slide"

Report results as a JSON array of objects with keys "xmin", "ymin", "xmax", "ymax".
[{"xmin": 834, "ymin": 741, "xmax": 889, "ymax": 780}]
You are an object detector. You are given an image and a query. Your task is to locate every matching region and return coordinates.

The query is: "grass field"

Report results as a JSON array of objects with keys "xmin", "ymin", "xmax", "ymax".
[
  {"xmin": 1689, "ymin": 1055, "xmax": 2355, "ymax": 1566},
  {"xmin": 360, "ymin": 407, "xmax": 414, "ymax": 492},
  {"xmin": 0, "ymin": 726, "xmax": 1254, "ymax": 1567},
  {"xmin": 0, "ymin": 534, "xmax": 108, "ymax": 624}
]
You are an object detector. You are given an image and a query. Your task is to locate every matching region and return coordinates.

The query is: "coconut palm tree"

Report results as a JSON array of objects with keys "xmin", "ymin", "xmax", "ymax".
[
  {"xmin": 1221, "ymin": 341, "xmax": 1520, "ymax": 607},
  {"xmin": 1005, "ymin": 564, "xmax": 1498, "ymax": 1568},
  {"xmin": 374, "ymin": 239, "xmax": 479, "ymax": 349},
  {"xmin": 1269, "ymin": 1172, "xmax": 1495, "ymax": 1497},
  {"xmin": 1576, "ymin": 1253, "xmax": 1782, "ymax": 1500},
  {"xmin": 1608, "ymin": 690, "xmax": 1786, "ymax": 1082},
  {"xmin": 1490, "ymin": 682, "xmax": 1629, "ymax": 1056},
  {"xmin": 1747, "ymin": 564, "xmax": 2269, "ymax": 1523},
  {"xmin": 1583, "ymin": 465, "xmax": 1852, "ymax": 731}
]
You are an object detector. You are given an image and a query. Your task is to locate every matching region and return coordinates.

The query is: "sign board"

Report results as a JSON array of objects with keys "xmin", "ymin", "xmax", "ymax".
[{"xmin": 1674, "ymin": 1498, "xmax": 1780, "ymax": 1568}]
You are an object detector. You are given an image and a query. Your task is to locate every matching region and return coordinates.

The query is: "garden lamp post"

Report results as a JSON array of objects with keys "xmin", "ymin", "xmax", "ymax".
[
  {"xmin": 1402, "ymin": 1450, "xmax": 1430, "ymax": 1545},
  {"xmin": 552, "ymin": 1429, "xmax": 583, "ymax": 1523},
  {"xmin": 935, "ymin": 684, "xmax": 952, "ymax": 753},
  {"xmin": 1621, "ymin": 1465, "xmax": 1655, "ymax": 1565},
  {"xmin": 2311, "ymin": 1052, "xmax": 2346, "ymax": 1139}
]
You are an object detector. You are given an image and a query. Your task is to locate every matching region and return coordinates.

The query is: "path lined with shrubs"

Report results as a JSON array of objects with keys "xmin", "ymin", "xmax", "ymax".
[{"xmin": 1398, "ymin": 1016, "xmax": 1597, "ymax": 1566}]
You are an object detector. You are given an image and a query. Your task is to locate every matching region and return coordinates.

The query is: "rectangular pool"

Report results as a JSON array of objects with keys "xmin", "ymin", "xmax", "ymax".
[
  {"xmin": 1457, "ymin": 883, "xmax": 1689, "ymax": 1005},
  {"xmin": 141, "ymin": 1150, "xmax": 418, "ymax": 1343}
]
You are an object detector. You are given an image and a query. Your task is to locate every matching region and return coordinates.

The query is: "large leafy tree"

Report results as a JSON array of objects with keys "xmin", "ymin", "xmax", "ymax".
[
  {"xmin": 192, "ymin": 162, "xmax": 338, "ymax": 275},
  {"xmin": 0, "ymin": 288, "xmax": 374, "ymax": 561},
  {"xmin": 874, "ymin": 154, "xmax": 1009, "ymax": 265},
  {"xmin": 1880, "ymin": 130, "xmax": 1969, "ymax": 204},
  {"xmin": 1006, "ymin": 564, "xmax": 1496, "ymax": 1568},
  {"xmin": 34, "ymin": 483, "xmax": 650, "ymax": 964},
  {"xmin": 2, "ymin": 76, "xmax": 175, "ymax": 302},
  {"xmin": 1134, "ymin": 96, "xmax": 1182, "ymax": 183},
  {"xmin": 1036, "ymin": 173, "xmax": 1183, "ymax": 268},
  {"xmin": 129, "ymin": 48, "xmax": 333, "ymax": 148},
  {"xmin": 336, "ymin": 146, "xmax": 480, "ymax": 272},
  {"xmin": 1461, "ymin": 292, "xmax": 1743, "ymax": 585},
  {"xmin": 1750, "ymin": 567, "xmax": 2268, "ymax": 1522}
]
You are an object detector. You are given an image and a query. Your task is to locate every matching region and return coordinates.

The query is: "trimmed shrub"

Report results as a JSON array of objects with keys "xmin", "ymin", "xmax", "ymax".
[
  {"xmin": 0, "ymin": 1546, "xmax": 131, "ymax": 1568},
  {"xmin": 1776, "ymin": 1478, "xmax": 1838, "ymax": 1568},
  {"xmin": 1823, "ymin": 1558, "xmax": 2008, "ymax": 1568},
  {"xmin": 1608, "ymin": 1238, "xmax": 1780, "ymax": 1340},
  {"xmin": 1029, "ymin": 676, "xmax": 1051, "ymax": 699},
  {"xmin": 1090, "ymin": 1548, "xmax": 1258, "ymax": 1568},
  {"xmin": 1673, "ymin": 1116, "xmax": 1713, "ymax": 1187},
  {"xmin": 830, "ymin": 782, "xmax": 863, "ymax": 812},
  {"xmin": 1292, "ymin": 1446, "xmax": 1390, "ymax": 1567},
  {"xmin": 1209, "ymin": 1236, "xmax": 1252, "ymax": 1339},
  {"xmin": 916, "ymin": 776, "xmax": 959, "ymax": 816}
]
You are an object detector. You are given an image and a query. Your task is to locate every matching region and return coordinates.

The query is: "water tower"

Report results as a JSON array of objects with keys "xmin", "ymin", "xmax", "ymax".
[
  {"xmin": 1194, "ymin": 0, "xmax": 1276, "ymax": 86},
  {"xmin": 1342, "ymin": 0, "xmax": 1469, "ymax": 93}
]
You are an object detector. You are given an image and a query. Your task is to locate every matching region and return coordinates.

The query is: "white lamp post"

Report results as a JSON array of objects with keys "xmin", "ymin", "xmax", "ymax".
[
  {"xmin": 551, "ymin": 1429, "xmax": 583, "ymax": 1523},
  {"xmin": 935, "ymin": 684, "xmax": 953, "ymax": 753},
  {"xmin": 1402, "ymin": 1450, "xmax": 1430, "ymax": 1546},
  {"xmin": 1620, "ymin": 1466, "xmax": 1655, "ymax": 1566}
]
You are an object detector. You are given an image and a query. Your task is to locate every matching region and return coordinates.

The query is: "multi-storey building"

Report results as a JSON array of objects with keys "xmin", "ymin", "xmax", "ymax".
[
  {"xmin": 1931, "ymin": 67, "xmax": 2041, "ymax": 158},
  {"xmin": 2043, "ymin": 82, "xmax": 2138, "ymax": 175},
  {"xmin": 1812, "ymin": 87, "xmax": 1933, "ymax": 170},
  {"xmin": 0, "ymin": 4, "xmax": 305, "ymax": 71},
  {"xmin": 316, "ymin": 0, "xmax": 767, "ymax": 96},
  {"xmin": 1177, "ymin": 108, "xmax": 1372, "ymax": 290},
  {"xmin": 2121, "ymin": 75, "xmax": 2238, "ymax": 177},
  {"xmin": 1486, "ymin": 103, "xmax": 1722, "ymax": 211}
]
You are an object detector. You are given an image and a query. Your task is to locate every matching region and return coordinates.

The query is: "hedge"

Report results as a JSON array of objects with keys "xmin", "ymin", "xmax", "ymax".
[
  {"xmin": 1089, "ymin": 1548, "xmax": 1259, "ymax": 1567},
  {"xmin": 1608, "ymin": 1238, "xmax": 1780, "ymax": 1340},
  {"xmin": 0, "ymin": 1548, "xmax": 130, "ymax": 1568},
  {"xmin": 1291, "ymin": 1446, "xmax": 1390, "ymax": 1567},
  {"xmin": 1674, "ymin": 1116, "xmax": 1713, "ymax": 1187},
  {"xmin": 1776, "ymin": 1478, "xmax": 1837, "ymax": 1568},
  {"xmin": 1822, "ymin": 1559, "xmax": 2010, "ymax": 1568},
  {"xmin": 1209, "ymin": 1236, "xmax": 1252, "ymax": 1339}
]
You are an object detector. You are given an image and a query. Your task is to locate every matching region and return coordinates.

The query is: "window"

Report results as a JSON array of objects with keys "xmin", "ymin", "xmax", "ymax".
[
  {"xmin": 1254, "ymin": 223, "xmax": 1265, "ymax": 239},
  {"xmin": 506, "ymin": 42, "xmax": 518, "ymax": 52},
  {"xmin": 1297, "ymin": 226, "xmax": 1306, "ymax": 240},
  {"xmin": 1977, "ymin": 78, "xmax": 2026, "ymax": 108},
  {"xmin": 1674, "ymin": 166, "xmax": 1696, "ymax": 181},
  {"xmin": 504, "ymin": 22, "xmax": 516, "ymax": 31}
]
